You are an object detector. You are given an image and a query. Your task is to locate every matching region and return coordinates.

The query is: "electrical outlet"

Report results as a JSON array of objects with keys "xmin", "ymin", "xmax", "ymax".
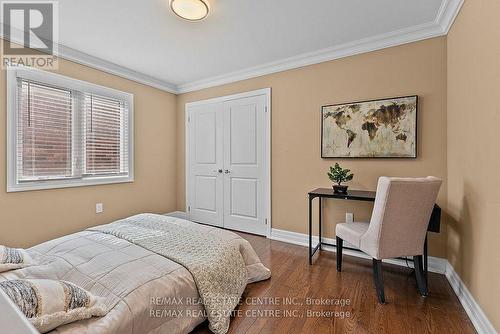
[
  {"xmin": 96, "ymin": 203, "xmax": 103, "ymax": 214},
  {"xmin": 346, "ymin": 212, "xmax": 354, "ymax": 223}
]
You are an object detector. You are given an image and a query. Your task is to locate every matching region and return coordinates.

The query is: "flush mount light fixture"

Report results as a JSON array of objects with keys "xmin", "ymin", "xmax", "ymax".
[{"xmin": 169, "ymin": 0, "xmax": 210, "ymax": 21}]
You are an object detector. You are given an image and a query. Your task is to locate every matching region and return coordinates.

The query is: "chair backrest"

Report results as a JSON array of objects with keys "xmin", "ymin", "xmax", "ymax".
[{"xmin": 360, "ymin": 176, "xmax": 442, "ymax": 259}]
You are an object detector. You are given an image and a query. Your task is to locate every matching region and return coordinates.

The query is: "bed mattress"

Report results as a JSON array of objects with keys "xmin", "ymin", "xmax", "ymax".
[{"xmin": 0, "ymin": 216, "xmax": 271, "ymax": 334}]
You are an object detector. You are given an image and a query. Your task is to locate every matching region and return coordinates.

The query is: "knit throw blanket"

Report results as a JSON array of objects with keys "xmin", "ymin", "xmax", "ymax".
[{"xmin": 88, "ymin": 214, "xmax": 247, "ymax": 334}]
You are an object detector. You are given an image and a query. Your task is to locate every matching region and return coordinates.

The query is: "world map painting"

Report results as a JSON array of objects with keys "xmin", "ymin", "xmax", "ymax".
[{"xmin": 321, "ymin": 96, "xmax": 417, "ymax": 158}]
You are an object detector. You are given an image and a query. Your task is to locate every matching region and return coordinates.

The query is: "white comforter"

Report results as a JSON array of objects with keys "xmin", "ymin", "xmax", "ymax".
[{"xmin": 0, "ymin": 216, "xmax": 271, "ymax": 334}]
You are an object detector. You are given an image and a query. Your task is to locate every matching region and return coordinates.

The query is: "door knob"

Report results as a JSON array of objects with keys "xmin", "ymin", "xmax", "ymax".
[
  {"xmin": 213, "ymin": 169, "xmax": 223, "ymax": 173},
  {"xmin": 224, "ymin": 169, "xmax": 231, "ymax": 174},
  {"xmin": 218, "ymin": 169, "xmax": 223, "ymax": 173}
]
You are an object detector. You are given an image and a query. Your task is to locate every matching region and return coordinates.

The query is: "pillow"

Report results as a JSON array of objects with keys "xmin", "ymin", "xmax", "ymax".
[
  {"xmin": 0, "ymin": 246, "xmax": 35, "ymax": 272},
  {"xmin": 0, "ymin": 279, "xmax": 107, "ymax": 333}
]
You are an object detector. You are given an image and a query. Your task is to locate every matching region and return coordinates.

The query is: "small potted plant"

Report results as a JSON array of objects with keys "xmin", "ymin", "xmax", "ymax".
[{"xmin": 328, "ymin": 163, "xmax": 354, "ymax": 194}]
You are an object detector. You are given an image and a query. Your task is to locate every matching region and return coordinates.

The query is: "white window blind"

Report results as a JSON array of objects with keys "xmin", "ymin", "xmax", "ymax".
[
  {"xmin": 7, "ymin": 67, "xmax": 134, "ymax": 192},
  {"xmin": 84, "ymin": 93, "xmax": 129, "ymax": 176},
  {"xmin": 17, "ymin": 80, "xmax": 73, "ymax": 181}
]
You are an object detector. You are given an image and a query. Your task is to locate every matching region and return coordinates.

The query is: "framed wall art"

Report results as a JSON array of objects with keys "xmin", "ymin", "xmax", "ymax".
[{"xmin": 321, "ymin": 95, "xmax": 417, "ymax": 158}]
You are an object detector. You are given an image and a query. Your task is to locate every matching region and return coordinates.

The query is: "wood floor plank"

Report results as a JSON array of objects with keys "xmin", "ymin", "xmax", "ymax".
[{"xmin": 191, "ymin": 233, "xmax": 475, "ymax": 334}]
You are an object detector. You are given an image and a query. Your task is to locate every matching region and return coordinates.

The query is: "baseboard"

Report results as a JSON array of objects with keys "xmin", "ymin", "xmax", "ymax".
[
  {"xmin": 269, "ymin": 228, "xmax": 448, "ymax": 274},
  {"xmin": 445, "ymin": 263, "xmax": 497, "ymax": 334},
  {"xmin": 162, "ymin": 214, "xmax": 496, "ymax": 334},
  {"xmin": 270, "ymin": 227, "xmax": 496, "ymax": 334},
  {"xmin": 163, "ymin": 211, "xmax": 189, "ymax": 219},
  {"xmin": 163, "ymin": 213, "xmax": 445, "ymax": 273}
]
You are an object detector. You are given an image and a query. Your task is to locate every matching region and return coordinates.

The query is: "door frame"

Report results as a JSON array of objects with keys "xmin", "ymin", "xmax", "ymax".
[{"xmin": 185, "ymin": 88, "xmax": 272, "ymax": 237}]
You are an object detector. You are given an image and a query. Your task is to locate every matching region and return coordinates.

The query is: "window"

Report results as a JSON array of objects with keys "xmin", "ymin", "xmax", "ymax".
[{"xmin": 7, "ymin": 67, "xmax": 133, "ymax": 192}]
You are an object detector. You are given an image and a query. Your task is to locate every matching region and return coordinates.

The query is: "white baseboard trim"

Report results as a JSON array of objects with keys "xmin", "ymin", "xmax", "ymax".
[
  {"xmin": 164, "ymin": 211, "xmax": 189, "ymax": 219},
  {"xmin": 162, "ymin": 214, "xmax": 496, "ymax": 334},
  {"xmin": 445, "ymin": 263, "xmax": 497, "ymax": 334},
  {"xmin": 270, "ymin": 227, "xmax": 497, "ymax": 334},
  {"xmin": 269, "ymin": 228, "xmax": 447, "ymax": 274}
]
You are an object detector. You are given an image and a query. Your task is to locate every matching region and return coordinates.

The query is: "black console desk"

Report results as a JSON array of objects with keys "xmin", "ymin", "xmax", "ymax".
[{"xmin": 308, "ymin": 188, "xmax": 441, "ymax": 277}]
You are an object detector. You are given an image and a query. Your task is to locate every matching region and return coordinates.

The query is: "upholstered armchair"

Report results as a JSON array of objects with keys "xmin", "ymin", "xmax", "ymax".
[{"xmin": 335, "ymin": 176, "xmax": 442, "ymax": 303}]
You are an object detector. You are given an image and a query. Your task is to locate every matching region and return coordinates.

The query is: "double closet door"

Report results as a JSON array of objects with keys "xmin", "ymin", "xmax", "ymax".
[{"xmin": 187, "ymin": 92, "xmax": 268, "ymax": 236}]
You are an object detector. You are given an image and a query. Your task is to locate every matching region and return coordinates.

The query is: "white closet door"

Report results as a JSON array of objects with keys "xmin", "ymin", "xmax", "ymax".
[
  {"xmin": 188, "ymin": 103, "xmax": 224, "ymax": 227},
  {"xmin": 223, "ymin": 95, "xmax": 267, "ymax": 235}
]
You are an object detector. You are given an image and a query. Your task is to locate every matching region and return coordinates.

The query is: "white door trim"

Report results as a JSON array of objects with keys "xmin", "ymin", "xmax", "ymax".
[{"xmin": 185, "ymin": 88, "xmax": 272, "ymax": 237}]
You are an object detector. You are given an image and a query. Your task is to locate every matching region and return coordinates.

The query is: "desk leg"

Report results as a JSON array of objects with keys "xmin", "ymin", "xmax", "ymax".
[
  {"xmin": 318, "ymin": 198, "xmax": 322, "ymax": 250},
  {"xmin": 308, "ymin": 195, "xmax": 313, "ymax": 265},
  {"xmin": 424, "ymin": 235, "xmax": 428, "ymax": 284}
]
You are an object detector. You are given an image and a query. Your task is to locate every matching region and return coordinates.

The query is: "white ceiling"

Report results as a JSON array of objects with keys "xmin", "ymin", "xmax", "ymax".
[{"xmin": 3, "ymin": 0, "xmax": 463, "ymax": 92}]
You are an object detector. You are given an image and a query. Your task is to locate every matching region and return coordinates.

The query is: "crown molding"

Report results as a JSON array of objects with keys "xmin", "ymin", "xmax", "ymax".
[
  {"xmin": 55, "ymin": 44, "xmax": 178, "ymax": 93},
  {"xmin": 175, "ymin": 22, "xmax": 441, "ymax": 93},
  {"xmin": 0, "ymin": 25, "xmax": 178, "ymax": 94},
  {"xmin": 58, "ymin": 45, "xmax": 178, "ymax": 94},
  {"xmin": 175, "ymin": 0, "xmax": 464, "ymax": 93},
  {"xmin": 1, "ymin": 0, "xmax": 464, "ymax": 94},
  {"xmin": 435, "ymin": 0, "xmax": 464, "ymax": 34}
]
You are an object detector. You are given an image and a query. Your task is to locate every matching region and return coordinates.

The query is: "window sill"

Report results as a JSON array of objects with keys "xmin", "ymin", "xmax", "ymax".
[{"xmin": 6, "ymin": 175, "xmax": 134, "ymax": 192}]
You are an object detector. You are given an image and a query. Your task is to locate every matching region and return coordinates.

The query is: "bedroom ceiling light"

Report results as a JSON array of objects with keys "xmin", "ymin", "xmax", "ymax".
[{"xmin": 169, "ymin": 0, "xmax": 209, "ymax": 21}]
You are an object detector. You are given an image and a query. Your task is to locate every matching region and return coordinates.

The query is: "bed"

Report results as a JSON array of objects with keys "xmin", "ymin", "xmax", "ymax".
[{"xmin": 0, "ymin": 214, "xmax": 271, "ymax": 334}]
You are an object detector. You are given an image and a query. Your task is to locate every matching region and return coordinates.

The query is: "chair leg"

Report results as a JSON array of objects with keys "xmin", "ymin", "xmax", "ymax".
[
  {"xmin": 336, "ymin": 236, "xmax": 343, "ymax": 272},
  {"xmin": 413, "ymin": 255, "xmax": 428, "ymax": 297},
  {"xmin": 372, "ymin": 259, "xmax": 385, "ymax": 304}
]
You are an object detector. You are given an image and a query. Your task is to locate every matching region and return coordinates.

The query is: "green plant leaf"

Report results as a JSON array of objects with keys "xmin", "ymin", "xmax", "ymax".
[{"xmin": 327, "ymin": 163, "xmax": 354, "ymax": 185}]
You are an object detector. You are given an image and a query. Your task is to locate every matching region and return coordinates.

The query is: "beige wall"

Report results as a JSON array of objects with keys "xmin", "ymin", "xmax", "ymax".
[
  {"xmin": 1, "ymin": 7, "xmax": 496, "ymax": 328},
  {"xmin": 0, "ymin": 54, "xmax": 178, "ymax": 247},
  {"xmin": 447, "ymin": 0, "xmax": 500, "ymax": 330},
  {"xmin": 176, "ymin": 37, "xmax": 448, "ymax": 257}
]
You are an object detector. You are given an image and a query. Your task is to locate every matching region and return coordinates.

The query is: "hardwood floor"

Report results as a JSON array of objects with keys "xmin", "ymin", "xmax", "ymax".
[{"xmin": 192, "ymin": 233, "xmax": 475, "ymax": 334}]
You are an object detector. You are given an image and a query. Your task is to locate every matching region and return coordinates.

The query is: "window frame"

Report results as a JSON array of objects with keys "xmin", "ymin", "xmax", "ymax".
[{"xmin": 6, "ymin": 66, "xmax": 134, "ymax": 192}]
